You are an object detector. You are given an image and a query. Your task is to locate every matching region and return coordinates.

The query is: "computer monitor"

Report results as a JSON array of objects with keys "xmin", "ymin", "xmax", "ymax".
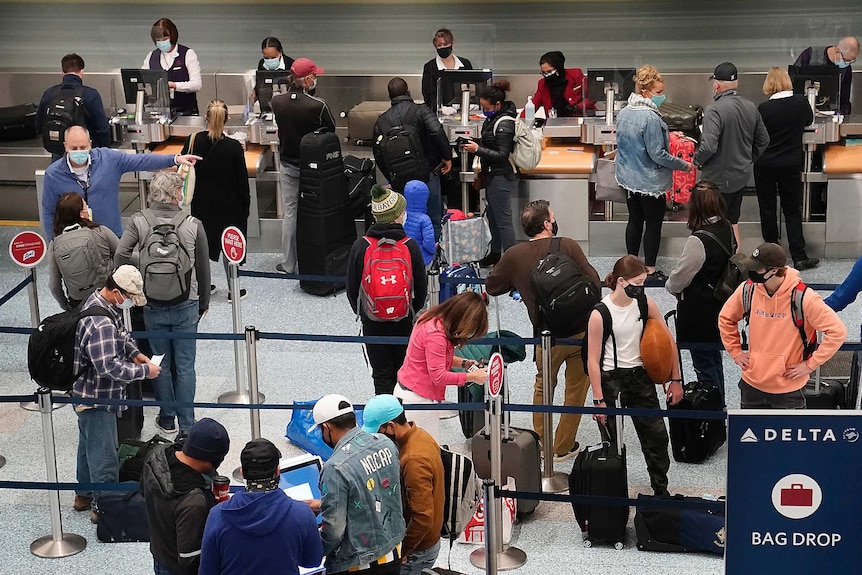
[
  {"xmin": 437, "ymin": 69, "xmax": 493, "ymax": 108},
  {"xmin": 587, "ymin": 68, "xmax": 636, "ymax": 110},
  {"xmin": 278, "ymin": 454, "xmax": 323, "ymax": 524},
  {"xmin": 788, "ymin": 65, "xmax": 841, "ymax": 112},
  {"xmin": 256, "ymin": 69, "xmax": 293, "ymax": 113},
  {"xmin": 120, "ymin": 68, "xmax": 170, "ymax": 118}
]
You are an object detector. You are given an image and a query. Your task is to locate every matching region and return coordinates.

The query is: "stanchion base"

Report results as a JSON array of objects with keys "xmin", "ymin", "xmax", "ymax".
[
  {"xmin": 217, "ymin": 391, "xmax": 266, "ymax": 404},
  {"xmin": 30, "ymin": 533, "xmax": 87, "ymax": 558},
  {"xmin": 469, "ymin": 545, "xmax": 527, "ymax": 570},
  {"xmin": 20, "ymin": 401, "xmax": 64, "ymax": 412},
  {"xmin": 541, "ymin": 472, "xmax": 570, "ymax": 494},
  {"xmin": 232, "ymin": 465, "xmax": 244, "ymax": 482},
  {"xmin": 0, "ymin": 455, "xmax": 6, "ymax": 469}
]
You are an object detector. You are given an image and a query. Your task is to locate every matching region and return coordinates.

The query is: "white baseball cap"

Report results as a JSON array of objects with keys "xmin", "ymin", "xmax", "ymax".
[{"xmin": 309, "ymin": 394, "xmax": 354, "ymax": 432}]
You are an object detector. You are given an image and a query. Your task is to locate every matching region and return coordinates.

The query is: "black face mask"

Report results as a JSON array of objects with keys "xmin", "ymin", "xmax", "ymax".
[
  {"xmin": 550, "ymin": 220, "xmax": 559, "ymax": 236},
  {"xmin": 623, "ymin": 283, "xmax": 645, "ymax": 299},
  {"xmin": 749, "ymin": 269, "xmax": 774, "ymax": 284},
  {"xmin": 321, "ymin": 424, "xmax": 335, "ymax": 449},
  {"xmin": 436, "ymin": 46, "xmax": 453, "ymax": 59}
]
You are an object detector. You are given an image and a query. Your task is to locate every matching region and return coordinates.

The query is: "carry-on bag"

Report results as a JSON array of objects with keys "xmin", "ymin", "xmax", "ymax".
[
  {"xmin": 95, "ymin": 485, "xmax": 150, "ymax": 543},
  {"xmin": 595, "ymin": 157, "xmax": 627, "ymax": 203},
  {"xmin": 634, "ymin": 493, "xmax": 725, "ymax": 555},
  {"xmin": 659, "ymin": 103, "xmax": 703, "ymax": 134},
  {"xmin": 116, "ymin": 379, "xmax": 144, "ymax": 442},
  {"xmin": 345, "ymin": 101, "xmax": 391, "ymax": 145},
  {"xmin": 471, "ymin": 425, "xmax": 541, "ymax": 516},
  {"xmin": 441, "ymin": 209, "xmax": 491, "ymax": 266},
  {"xmin": 118, "ymin": 435, "xmax": 173, "ymax": 483},
  {"xmin": 343, "ymin": 155, "xmax": 376, "ymax": 227},
  {"xmin": 0, "ymin": 103, "xmax": 38, "ymax": 141},
  {"xmin": 299, "ymin": 128, "xmax": 349, "ymax": 211},
  {"xmin": 667, "ymin": 132, "xmax": 698, "ymax": 209},
  {"xmin": 569, "ymin": 412, "xmax": 628, "ymax": 549},
  {"xmin": 439, "ymin": 262, "xmax": 486, "ymax": 303}
]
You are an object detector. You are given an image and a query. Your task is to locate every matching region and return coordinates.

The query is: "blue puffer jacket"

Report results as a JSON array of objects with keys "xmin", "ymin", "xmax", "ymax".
[
  {"xmin": 402, "ymin": 180, "xmax": 436, "ymax": 265},
  {"xmin": 615, "ymin": 93, "xmax": 690, "ymax": 196}
]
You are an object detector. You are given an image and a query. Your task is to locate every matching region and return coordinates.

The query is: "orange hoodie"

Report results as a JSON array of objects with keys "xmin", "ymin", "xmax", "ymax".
[{"xmin": 718, "ymin": 268, "xmax": 847, "ymax": 394}]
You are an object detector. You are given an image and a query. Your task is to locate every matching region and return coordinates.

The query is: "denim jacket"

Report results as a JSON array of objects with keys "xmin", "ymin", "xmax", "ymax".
[
  {"xmin": 615, "ymin": 93, "xmax": 689, "ymax": 197},
  {"xmin": 319, "ymin": 427, "xmax": 405, "ymax": 573}
]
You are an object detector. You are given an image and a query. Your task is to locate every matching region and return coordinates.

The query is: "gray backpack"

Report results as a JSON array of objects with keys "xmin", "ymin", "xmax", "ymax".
[
  {"xmin": 137, "ymin": 210, "xmax": 194, "ymax": 305},
  {"xmin": 52, "ymin": 225, "xmax": 109, "ymax": 301}
]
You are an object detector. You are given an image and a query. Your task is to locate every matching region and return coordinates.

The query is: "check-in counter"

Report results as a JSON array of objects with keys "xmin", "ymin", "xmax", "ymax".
[
  {"xmin": 515, "ymin": 142, "xmax": 596, "ymax": 249},
  {"xmin": 824, "ymin": 143, "xmax": 862, "ymax": 257}
]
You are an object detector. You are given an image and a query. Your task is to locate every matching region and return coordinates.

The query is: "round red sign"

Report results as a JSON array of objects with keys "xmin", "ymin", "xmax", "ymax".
[
  {"xmin": 8, "ymin": 231, "xmax": 47, "ymax": 268},
  {"xmin": 221, "ymin": 226, "xmax": 246, "ymax": 265},
  {"xmin": 488, "ymin": 352, "xmax": 504, "ymax": 397}
]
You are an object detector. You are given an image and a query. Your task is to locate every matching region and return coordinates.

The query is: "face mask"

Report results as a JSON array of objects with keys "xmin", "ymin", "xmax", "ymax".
[
  {"xmin": 68, "ymin": 150, "xmax": 89, "ymax": 165},
  {"xmin": 401, "ymin": 212, "xmax": 407, "ymax": 226},
  {"xmin": 650, "ymin": 94, "xmax": 666, "ymax": 107},
  {"xmin": 81, "ymin": 207, "xmax": 93, "ymax": 221},
  {"xmin": 541, "ymin": 70, "xmax": 557, "ymax": 79},
  {"xmin": 307, "ymin": 78, "xmax": 318, "ymax": 92},
  {"xmin": 836, "ymin": 57, "xmax": 850, "ymax": 69},
  {"xmin": 483, "ymin": 109, "xmax": 497, "ymax": 118},
  {"xmin": 623, "ymin": 282, "xmax": 645, "ymax": 299},
  {"xmin": 550, "ymin": 220, "xmax": 558, "ymax": 236},
  {"xmin": 263, "ymin": 57, "xmax": 281, "ymax": 70},
  {"xmin": 155, "ymin": 39, "xmax": 172, "ymax": 53},
  {"xmin": 116, "ymin": 293, "xmax": 135, "ymax": 310},
  {"xmin": 321, "ymin": 425, "xmax": 335, "ymax": 449},
  {"xmin": 201, "ymin": 472, "xmax": 214, "ymax": 485},
  {"xmin": 749, "ymin": 269, "xmax": 774, "ymax": 284},
  {"xmin": 436, "ymin": 46, "xmax": 453, "ymax": 59}
]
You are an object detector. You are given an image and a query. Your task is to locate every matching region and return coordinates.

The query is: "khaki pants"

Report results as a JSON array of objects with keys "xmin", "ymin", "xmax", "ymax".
[{"xmin": 533, "ymin": 335, "xmax": 590, "ymax": 455}]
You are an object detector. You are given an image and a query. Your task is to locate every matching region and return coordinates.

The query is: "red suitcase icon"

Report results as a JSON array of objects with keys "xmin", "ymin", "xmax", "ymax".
[{"xmin": 780, "ymin": 484, "xmax": 813, "ymax": 507}]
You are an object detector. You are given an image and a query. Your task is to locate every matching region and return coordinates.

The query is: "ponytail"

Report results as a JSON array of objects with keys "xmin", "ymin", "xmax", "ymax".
[
  {"xmin": 206, "ymin": 99, "xmax": 227, "ymax": 141},
  {"xmin": 606, "ymin": 255, "xmax": 647, "ymax": 289}
]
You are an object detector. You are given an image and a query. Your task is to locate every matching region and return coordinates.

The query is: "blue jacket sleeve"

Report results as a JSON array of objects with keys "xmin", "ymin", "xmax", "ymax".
[
  {"xmin": 41, "ymin": 168, "xmax": 63, "ymax": 239},
  {"xmin": 198, "ymin": 512, "xmax": 221, "ymax": 575},
  {"xmin": 824, "ymin": 256, "xmax": 862, "ymax": 311},
  {"xmin": 84, "ymin": 89, "xmax": 111, "ymax": 148},
  {"xmin": 420, "ymin": 217, "xmax": 436, "ymax": 263},
  {"xmin": 299, "ymin": 503, "xmax": 325, "ymax": 568},
  {"xmin": 319, "ymin": 465, "xmax": 348, "ymax": 556},
  {"xmin": 643, "ymin": 116, "xmax": 689, "ymax": 171},
  {"xmin": 110, "ymin": 149, "xmax": 178, "ymax": 173}
]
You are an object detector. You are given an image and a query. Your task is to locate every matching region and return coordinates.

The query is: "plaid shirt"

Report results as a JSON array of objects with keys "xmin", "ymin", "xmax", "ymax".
[{"xmin": 72, "ymin": 291, "xmax": 147, "ymax": 412}]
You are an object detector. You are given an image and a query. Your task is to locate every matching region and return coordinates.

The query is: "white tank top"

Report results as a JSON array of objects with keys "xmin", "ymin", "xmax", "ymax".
[{"xmin": 601, "ymin": 294, "xmax": 645, "ymax": 371}]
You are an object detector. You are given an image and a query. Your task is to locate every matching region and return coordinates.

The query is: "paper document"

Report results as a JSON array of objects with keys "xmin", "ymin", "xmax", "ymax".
[
  {"xmin": 283, "ymin": 483, "xmax": 314, "ymax": 501},
  {"xmin": 151, "ymin": 354, "xmax": 165, "ymax": 367}
]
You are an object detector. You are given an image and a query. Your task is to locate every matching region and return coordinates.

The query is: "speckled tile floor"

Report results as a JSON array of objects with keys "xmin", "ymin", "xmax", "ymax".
[{"xmin": 0, "ymin": 225, "xmax": 859, "ymax": 574}]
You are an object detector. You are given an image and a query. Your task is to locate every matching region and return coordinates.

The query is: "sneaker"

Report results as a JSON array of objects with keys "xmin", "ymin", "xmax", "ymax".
[
  {"xmin": 478, "ymin": 252, "xmax": 501, "ymax": 268},
  {"xmin": 73, "ymin": 495, "xmax": 92, "ymax": 512},
  {"xmin": 228, "ymin": 289, "xmax": 248, "ymax": 302},
  {"xmin": 553, "ymin": 442, "xmax": 581, "ymax": 463},
  {"xmin": 210, "ymin": 284, "xmax": 217, "ymax": 294},
  {"xmin": 156, "ymin": 417, "xmax": 177, "ymax": 435},
  {"xmin": 275, "ymin": 263, "xmax": 289, "ymax": 274},
  {"xmin": 646, "ymin": 270, "xmax": 668, "ymax": 284},
  {"xmin": 794, "ymin": 258, "xmax": 820, "ymax": 271}
]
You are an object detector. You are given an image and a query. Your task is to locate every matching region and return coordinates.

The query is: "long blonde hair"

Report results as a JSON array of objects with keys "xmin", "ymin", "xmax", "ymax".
[{"xmin": 206, "ymin": 99, "xmax": 227, "ymax": 141}]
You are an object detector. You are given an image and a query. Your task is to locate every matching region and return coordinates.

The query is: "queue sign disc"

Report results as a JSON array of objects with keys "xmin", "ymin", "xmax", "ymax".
[
  {"xmin": 9, "ymin": 231, "xmax": 47, "ymax": 268},
  {"xmin": 221, "ymin": 226, "xmax": 246, "ymax": 265},
  {"xmin": 488, "ymin": 352, "xmax": 504, "ymax": 397}
]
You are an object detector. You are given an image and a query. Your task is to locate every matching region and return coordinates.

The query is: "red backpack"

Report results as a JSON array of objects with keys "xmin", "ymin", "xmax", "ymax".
[{"xmin": 360, "ymin": 236, "xmax": 414, "ymax": 321}]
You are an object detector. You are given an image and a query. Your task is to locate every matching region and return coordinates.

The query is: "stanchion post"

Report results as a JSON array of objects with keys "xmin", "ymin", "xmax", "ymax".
[
  {"xmin": 245, "ymin": 326, "xmax": 262, "ymax": 441},
  {"xmin": 218, "ymin": 263, "xmax": 264, "ymax": 404},
  {"xmin": 427, "ymin": 267, "xmax": 440, "ymax": 308},
  {"xmin": 539, "ymin": 331, "xmax": 569, "ymax": 493},
  {"xmin": 20, "ymin": 269, "xmax": 47, "ymax": 412},
  {"xmin": 30, "ymin": 388, "xmax": 87, "ymax": 558},
  {"xmin": 482, "ymin": 478, "xmax": 499, "ymax": 575}
]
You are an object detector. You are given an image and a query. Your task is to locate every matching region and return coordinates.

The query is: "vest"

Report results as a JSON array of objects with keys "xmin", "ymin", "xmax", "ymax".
[{"xmin": 148, "ymin": 44, "xmax": 199, "ymax": 116}]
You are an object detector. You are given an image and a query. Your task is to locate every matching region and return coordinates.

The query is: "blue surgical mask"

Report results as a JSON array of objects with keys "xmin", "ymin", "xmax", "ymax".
[
  {"xmin": 651, "ymin": 94, "xmax": 666, "ymax": 108},
  {"xmin": 483, "ymin": 109, "xmax": 497, "ymax": 118},
  {"xmin": 116, "ymin": 292, "xmax": 135, "ymax": 310},
  {"xmin": 156, "ymin": 39, "xmax": 172, "ymax": 53},
  {"xmin": 263, "ymin": 57, "xmax": 281, "ymax": 70},
  {"xmin": 68, "ymin": 150, "xmax": 89, "ymax": 165},
  {"xmin": 836, "ymin": 57, "xmax": 850, "ymax": 69}
]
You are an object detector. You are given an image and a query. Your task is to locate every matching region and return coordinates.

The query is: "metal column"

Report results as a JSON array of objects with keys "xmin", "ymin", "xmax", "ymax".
[{"xmin": 539, "ymin": 331, "xmax": 570, "ymax": 493}]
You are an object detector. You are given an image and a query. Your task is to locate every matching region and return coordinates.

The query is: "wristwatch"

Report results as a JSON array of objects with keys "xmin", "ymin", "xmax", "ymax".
[
  {"xmin": 593, "ymin": 399, "xmax": 605, "ymax": 405},
  {"xmin": 461, "ymin": 359, "xmax": 468, "ymax": 370}
]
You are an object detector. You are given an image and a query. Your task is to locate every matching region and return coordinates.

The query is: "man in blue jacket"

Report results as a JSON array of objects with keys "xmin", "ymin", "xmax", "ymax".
[
  {"xmin": 200, "ymin": 438, "xmax": 323, "ymax": 575},
  {"xmin": 41, "ymin": 125, "xmax": 200, "ymax": 240}
]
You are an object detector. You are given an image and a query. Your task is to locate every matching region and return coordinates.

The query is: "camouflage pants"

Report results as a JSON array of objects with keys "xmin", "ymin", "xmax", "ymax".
[{"xmin": 601, "ymin": 367, "xmax": 670, "ymax": 495}]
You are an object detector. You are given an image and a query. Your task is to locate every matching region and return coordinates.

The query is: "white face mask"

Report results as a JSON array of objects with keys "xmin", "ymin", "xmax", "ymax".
[
  {"xmin": 401, "ymin": 212, "xmax": 407, "ymax": 226},
  {"xmin": 116, "ymin": 295, "xmax": 135, "ymax": 310}
]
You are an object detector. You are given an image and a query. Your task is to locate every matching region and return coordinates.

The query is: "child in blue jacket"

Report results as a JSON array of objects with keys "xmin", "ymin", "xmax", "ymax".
[{"xmin": 403, "ymin": 180, "xmax": 436, "ymax": 266}]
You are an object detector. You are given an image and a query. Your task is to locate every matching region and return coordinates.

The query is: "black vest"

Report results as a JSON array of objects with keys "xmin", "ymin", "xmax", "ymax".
[{"xmin": 148, "ymin": 44, "xmax": 199, "ymax": 116}]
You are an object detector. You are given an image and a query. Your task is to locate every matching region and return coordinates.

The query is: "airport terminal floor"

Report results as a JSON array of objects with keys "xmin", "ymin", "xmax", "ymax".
[{"xmin": 1, "ymin": 224, "xmax": 860, "ymax": 575}]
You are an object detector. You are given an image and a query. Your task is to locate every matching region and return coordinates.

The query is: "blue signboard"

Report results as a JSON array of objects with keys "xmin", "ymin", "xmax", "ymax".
[{"xmin": 726, "ymin": 410, "xmax": 862, "ymax": 574}]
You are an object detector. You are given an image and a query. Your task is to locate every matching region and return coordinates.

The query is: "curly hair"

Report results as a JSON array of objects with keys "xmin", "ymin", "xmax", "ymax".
[{"xmin": 634, "ymin": 65, "xmax": 663, "ymax": 93}]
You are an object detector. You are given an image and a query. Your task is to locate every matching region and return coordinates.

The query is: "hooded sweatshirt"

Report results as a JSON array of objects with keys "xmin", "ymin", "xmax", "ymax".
[
  {"xmin": 718, "ymin": 268, "xmax": 847, "ymax": 394},
  {"xmin": 199, "ymin": 489, "xmax": 324, "ymax": 575},
  {"xmin": 402, "ymin": 180, "xmax": 436, "ymax": 265}
]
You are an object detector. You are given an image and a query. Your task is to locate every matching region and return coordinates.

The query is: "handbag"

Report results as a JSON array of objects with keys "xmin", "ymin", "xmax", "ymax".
[
  {"xmin": 178, "ymin": 132, "xmax": 197, "ymax": 205},
  {"xmin": 95, "ymin": 484, "xmax": 150, "ymax": 543},
  {"xmin": 441, "ymin": 210, "xmax": 492, "ymax": 265},
  {"xmin": 595, "ymin": 157, "xmax": 627, "ymax": 203},
  {"xmin": 285, "ymin": 400, "xmax": 365, "ymax": 461}
]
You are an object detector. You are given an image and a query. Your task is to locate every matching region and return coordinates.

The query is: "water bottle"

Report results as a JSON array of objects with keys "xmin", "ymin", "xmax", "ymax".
[{"xmin": 525, "ymin": 96, "xmax": 536, "ymax": 127}]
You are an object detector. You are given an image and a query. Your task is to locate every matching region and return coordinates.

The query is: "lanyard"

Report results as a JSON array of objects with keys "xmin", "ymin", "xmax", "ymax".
[{"xmin": 75, "ymin": 168, "xmax": 90, "ymax": 202}]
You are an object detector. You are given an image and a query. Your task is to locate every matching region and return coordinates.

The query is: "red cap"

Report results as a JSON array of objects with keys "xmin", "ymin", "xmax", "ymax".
[{"xmin": 291, "ymin": 57, "xmax": 324, "ymax": 77}]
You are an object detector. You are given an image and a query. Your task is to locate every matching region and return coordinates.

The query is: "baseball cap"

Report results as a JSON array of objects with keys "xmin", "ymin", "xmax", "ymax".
[
  {"xmin": 710, "ymin": 62, "xmax": 738, "ymax": 81},
  {"xmin": 182, "ymin": 418, "xmax": 231, "ymax": 469},
  {"xmin": 309, "ymin": 394, "xmax": 354, "ymax": 432},
  {"xmin": 361, "ymin": 394, "xmax": 404, "ymax": 434},
  {"xmin": 291, "ymin": 57, "xmax": 324, "ymax": 78},
  {"xmin": 240, "ymin": 438, "xmax": 282, "ymax": 481},
  {"xmin": 739, "ymin": 243, "xmax": 787, "ymax": 270},
  {"xmin": 112, "ymin": 265, "xmax": 147, "ymax": 306}
]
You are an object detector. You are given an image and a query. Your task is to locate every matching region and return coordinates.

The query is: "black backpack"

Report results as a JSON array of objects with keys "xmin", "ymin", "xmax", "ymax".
[
  {"xmin": 530, "ymin": 237, "xmax": 600, "ymax": 337},
  {"xmin": 41, "ymin": 84, "xmax": 88, "ymax": 155},
  {"xmin": 375, "ymin": 105, "xmax": 429, "ymax": 190},
  {"xmin": 694, "ymin": 229, "xmax": 746, "ymax": 302},
  {"xmin": 28, "ymin": 306, "xmax": 113, "ymax": 391}
]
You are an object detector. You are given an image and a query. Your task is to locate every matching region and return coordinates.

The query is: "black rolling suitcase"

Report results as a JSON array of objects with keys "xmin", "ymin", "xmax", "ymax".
[
  {"xmin": 299, "ymin": 128, "xmax": 349, "ymax": 211},
  {"xmin": 117, "ymin": 380, "xmax": 144, "ymax": 442},
  {"xmin": 804, "ymin": 350, "xmax": 860, "ymax": 409},
  {"xmin": 458, "ymin": 383, "xmax": 485, "ymax": 439},
  {"xmin": 569, "ymin": 413, "xmax": 628, "ymax": 549},
  {"xmin": 0, "ymin": 103, "xmax": 38, "ymax": 141},
  {"xmin": 664, "ymin": 311, "xmax": 726, "ymax": 463}
]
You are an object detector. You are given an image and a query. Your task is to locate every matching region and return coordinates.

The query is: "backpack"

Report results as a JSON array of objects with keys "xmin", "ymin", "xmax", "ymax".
[
  {"xmin": 492, "ymin": 115, "xmax": 542, "ymax": 171},
  {"xmin": 375, "ymin": 105, "xmax": 429, "ymax": 189},
  {"xmin": 360, "ymin": 236, "xmax": 414, "ymax": 321},
  {"xmin": 52, "ymin": 224, "xmax": 109, "ymax": 302},
  {"xmin": 694, "ymin": 229, "xmax": 746, "ymax": 302},
  {"xmin": 137, "ymin": 210, "xmax": 194, "ymax": 306},
  {"xmin": 439, "ymin": 445, "xmax": 482, "ymax": 541},
  {"xmin": 530, "ymin": 237, "xmax": 600, "ymax": 337},
  {"xmin": 41, "ymin": 84, "xmax": 88, "ymax": 155},
  {"xmin": 581, "ymin": 297, "xmax": 649, "ymax": 373},
  {"xmin": 28, "ymin": 306, "xmax": 114, "ymax": 391},
  {"xmin": 741, "ymin": 280, "xmax": 817, "ymax": 360}
]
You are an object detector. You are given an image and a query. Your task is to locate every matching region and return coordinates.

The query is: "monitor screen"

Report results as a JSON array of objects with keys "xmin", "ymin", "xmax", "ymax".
[
  {"xmin": 788, "ymin": 65, "xmax": 840, "ymax": 111},
  {"xmin": 256, "ymin": 70, "xmax": 293, "ymax": 113},
  {"xmin": 437, "ymin": 69, "xmax": 493, "ymax": 107},
  {"xmin": 279, "ymin": 454, "xmax": 323, "ymax": 523},
  {"xmin": 120, "ymin": 68, "xmax": 170, "ymax": 111},
  {"xmin": 587, "ymin": 68, "xmax": 636, "ymax": 106}
]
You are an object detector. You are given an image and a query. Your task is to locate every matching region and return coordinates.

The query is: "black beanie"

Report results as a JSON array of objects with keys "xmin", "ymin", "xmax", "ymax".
[
  {"xmin": 182, "ymin": 418, "xmax": 230, "ymax": 469},
  {"xmin": 540, "ymin": 51, "xmax": 566, "ymax": 71}
]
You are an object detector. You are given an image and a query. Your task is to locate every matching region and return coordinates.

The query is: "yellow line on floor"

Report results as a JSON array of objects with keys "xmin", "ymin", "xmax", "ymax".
[{"xmin": 0, "ymin": 220, "xmax": 40, "ymax": 227}]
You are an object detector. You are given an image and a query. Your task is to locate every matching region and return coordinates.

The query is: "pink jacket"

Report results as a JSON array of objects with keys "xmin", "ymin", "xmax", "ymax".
[{"xmin": 397, "ymin": 318, "xmax": 467, "ymax": 400}]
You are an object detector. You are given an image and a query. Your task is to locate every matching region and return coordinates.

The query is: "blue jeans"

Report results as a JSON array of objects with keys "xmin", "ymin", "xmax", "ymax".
[
  {"xmin": 76, "ymin": 408, "xmax": 119, "ymax": 501},
  {"xmin": 153, "ymin": 559, "xmax": 177, "ymax": 575},
  {"xmin": 144, "ymin": 299, "xmax": 199, "ymax": 430},
  {"xmin": 485, "ymin": 173, "xmax": 518, "ymax": 253},
  {"xmin": 427, "ymin": 173, "xmax": 443, "ymax": 241},
  {"xmin": 401, "ymin": 540, "xmax": 440, "ymax": 575},
  {"xmin": 689, "ymin": 349, "xmax": 725, "ymax": 403}
]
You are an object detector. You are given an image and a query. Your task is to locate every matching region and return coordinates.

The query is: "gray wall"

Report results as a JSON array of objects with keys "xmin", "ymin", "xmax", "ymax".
[{"xmin": 0, "ymin": 1, "xmax": 860, "ymax": 75}]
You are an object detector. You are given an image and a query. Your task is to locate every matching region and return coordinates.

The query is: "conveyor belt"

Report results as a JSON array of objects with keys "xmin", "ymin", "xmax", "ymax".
[
  {"xmin": 150, "ymin": 138, "xmax": 269, "ymax": 177},
  {"xmin": 823, "ymin": 144, "xmax": 862, "ymax": 175},
  {"xmin": 520, "ymin": 144, "xmax": 596, "ymax": 176}
]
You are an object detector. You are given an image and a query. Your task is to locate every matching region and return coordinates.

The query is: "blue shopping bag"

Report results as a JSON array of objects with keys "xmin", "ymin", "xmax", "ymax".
[{"xmin": 285, "ymin": 400, "xmax": 364, "ymax": 461}]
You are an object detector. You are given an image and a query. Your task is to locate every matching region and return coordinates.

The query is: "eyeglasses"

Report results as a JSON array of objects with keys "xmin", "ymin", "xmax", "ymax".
[{"xmin": 837, "ymin": 49, "xmax": 856, "ymax": 64}]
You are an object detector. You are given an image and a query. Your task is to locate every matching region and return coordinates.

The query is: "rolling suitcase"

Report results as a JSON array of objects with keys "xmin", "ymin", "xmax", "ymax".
[
  {"xmin": 659, "ymin": 103, "xmax": 703, "ymax": 135},
  {"xmin": 299, "ymin": 128, "xmax": 349, "ymax": 211},
  {"xmin": 0, "ymin": 103, "xmax": 38, "ymax": 141},
  {"xmin": 345, "ymin": 101, "xmax": 390, "ymax": 145},
  {"xmin": 664, "ymin": 310, "xmax": 726, "ymax": 463},
  {"xmin": 439, "ymin": 262, "xmax": 486, "ymax": 303},
  {"xmin": 667, "ymin": 132, "xmax": 697, "ymax": 210},
  {"xmin": 634, "ymin": 494, "xmax": 725, "ymax": 555},
  {"xmin": 569, "ymin": 412, "xmax": 628, "ymax": 549},
  {"xmin": 471, "ymin": 425, "xmax": 541, "ymax": 516},
  {"xmin": 804, "ymin": 341, "xmax": 860, "ymax": 409},
  {"xmin": 117, "ymin": 379, "xmax": 144, "ymax": 442}
]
